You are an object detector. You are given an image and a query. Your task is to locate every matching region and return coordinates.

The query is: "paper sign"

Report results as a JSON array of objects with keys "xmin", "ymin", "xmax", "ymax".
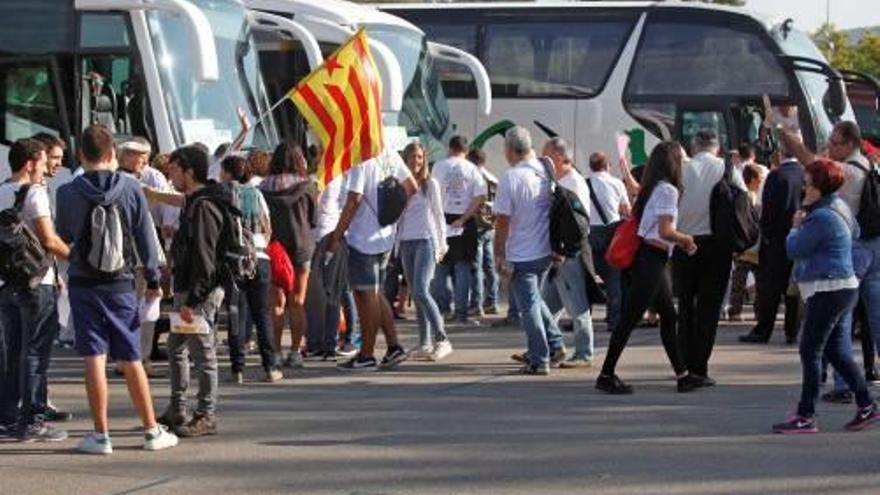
[
  {"xmin": 170, "ymin": 312, "xmax": 209, "ymax": 335},
  {"xmin": 616, "ymin": 133, "xmax": 630, "ymax": 163},
  {"xmin": 139, "ymin": 296, "xmax": 161, "ymax": 323}
]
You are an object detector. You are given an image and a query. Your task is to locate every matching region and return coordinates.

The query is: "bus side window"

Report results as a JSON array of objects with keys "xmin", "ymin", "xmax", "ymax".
[
  {"xmin": 420, "ymin": 24, "xmax": 478, "ymax": 98},
  {"xmin": 0, "ymin": 62, "xmax": 63, "ymax": 143}
]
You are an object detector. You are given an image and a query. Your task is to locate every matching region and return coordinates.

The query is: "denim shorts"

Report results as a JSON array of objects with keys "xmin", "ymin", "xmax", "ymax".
[
  {"xmin": 69, "ymin": 287, "xmax": 141, "ymax": 362},
  {"xmin": 348, "ymin": 247, "xmax": 390, "ymax": 291}
]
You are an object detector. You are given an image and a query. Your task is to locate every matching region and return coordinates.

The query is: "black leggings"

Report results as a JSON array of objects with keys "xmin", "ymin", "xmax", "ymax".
[{"xmin": 601, "ymin": 244, "xmax": 686, "ymax": 377}]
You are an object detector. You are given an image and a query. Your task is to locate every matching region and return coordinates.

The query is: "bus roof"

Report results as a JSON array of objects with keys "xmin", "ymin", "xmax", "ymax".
[
  {"xmin": 247, "ymin": 0, "xmax": 423, "ymax": 33},
  {"xmin": 379, "ymin": 0, "xmax": 785, "ymax": 31}
]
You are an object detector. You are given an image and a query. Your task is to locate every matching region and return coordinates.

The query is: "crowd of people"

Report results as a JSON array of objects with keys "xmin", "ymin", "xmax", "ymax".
[{"xmin": 2, "ymin": 107, "xmax": 880, "ymax": 454}]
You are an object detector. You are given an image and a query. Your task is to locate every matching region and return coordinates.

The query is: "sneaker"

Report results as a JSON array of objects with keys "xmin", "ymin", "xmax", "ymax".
[
  {"xmin": 408, "ymin": 345, "xmax": 434, "ymax": 361},
  {"xmin": 284, "ymin": 351, "xmax": 305, "ymax": 369},
  {"xmin": 78, "ymin": 432, "xmax": 113, "ymax": 454},
  {"xmin": 156, "ymin": 408, "xmax": 187, "ymax": 430},
  {"xmin": 727, "ymin": 313, "xmax": 744, "ymax": 322},
  {"xmin": 772, "ymin": 415, "xmax": 818, "ymax": 434},
  {"xmin": 0, "ymin": 422, "xmax": 13, "ymax": 438},
  {"xmin": 454, "ymin": 317, "xmax": 481, "ymax": 327},
  {"xmin": 301, "ymin": 349, "xmax": 324, "ymax": 360},
  {"xmin": 518, "ymin": 363, "xmax": 550, "ymax": 375},
  {"xmin": 16, "ymin": 422, "xmax": 68, "ymax": 442},
  {"xmin": 845, "ymin": 402, "xmax": 880, "ymax": 431},
  {"xmin": 821, "ymin": 390, "xmax": 854, "ymax": 404},
  {"xmin": 559, "ymin": 357, "xmax": 592, "ymax": 369},
  {"xmin": 595, "ymin": 374, "xmax": 634, "ymax": 395},
  {"xmin": 265, "ymin": 368, "xmax": 284, "ymax": 383},
  {"xmin": 177, "ymin": 413, "xmax": 217, "ymax": 438},
  {"xmin": 510, "ymin": 351, "xmax": 529, "ymax": 364},
  {"xmin": 431, "ymin": 340, "xmax": 454, "ymax": 361},
  {"xmin": 144, "ymin": 425, "xmax": 179, "ymax": 451},
  {"xmin": 484, "ymin": 306, "xmax": 499, "ymax": 315},
  {"xmin": 337, "ymin": 354, "xmax": 378, "ymax": 372},
  {"xmin": 696, "ymin": 374, "xmax": 717, "ymax": 387},
  {"xmin": 550, "ymin": 347, "xmax": 567, "ymax": 366},
  {"xmin": 443, "ymin": 312, "xmax": 457, "ymax": 323},
  {"xmin": 229, "ymin": 371, "xmax": 244, "ymax": 385},
  {"xmin": 44, "ymin": 403, "xmax": 73, "ymax": 422},
  {"xmin": 677, "ymin": 374, "xmax": 704, "ymax": 393},
  {"xmin": 468, "ymin": 307, "xmax": 485, "ymax": 317},
  {"xmin": 379, "ymin": 346, "xmax": 408, "ymax": 370},
  {"xmin": 866, "ymin": 368, "xmax": 880, "ymax": 384},
  {"xmin": 336, "ymin": 343, "xmax": 358, "ymax": 359}
]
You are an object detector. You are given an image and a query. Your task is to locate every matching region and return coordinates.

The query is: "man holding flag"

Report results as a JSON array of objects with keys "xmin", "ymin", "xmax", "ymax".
[{"xmin": 287, "ymin": 30, "xmax": 417, "ymax": 370}]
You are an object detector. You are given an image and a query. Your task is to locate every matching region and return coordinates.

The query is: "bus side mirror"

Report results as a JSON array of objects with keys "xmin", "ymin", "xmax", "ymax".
[{"xmin": 826, "ymin": 77, "xmax": 847, "ymax": 119}]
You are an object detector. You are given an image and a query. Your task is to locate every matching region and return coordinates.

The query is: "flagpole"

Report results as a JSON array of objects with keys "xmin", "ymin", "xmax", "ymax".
[{"xmin": 250, "ymin": 96, "xmax": 290, "ymax": 133}]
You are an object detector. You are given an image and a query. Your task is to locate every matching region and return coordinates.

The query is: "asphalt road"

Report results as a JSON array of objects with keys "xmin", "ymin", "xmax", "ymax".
[{"xmin": 1, "ymin": 313, "xmax": 878, "ymax": 495}]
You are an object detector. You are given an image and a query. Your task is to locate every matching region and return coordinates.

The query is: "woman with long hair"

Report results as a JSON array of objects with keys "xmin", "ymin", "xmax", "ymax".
[
  {"xmin": 773, "ymin": 159, "xmax": 878, "ymax": 433},
  {"xmin": 596, "ymin": 141, "xmax": 696, "ymax": 395},
  {"xmin": 260, "ymin": 142, "xmax": 318, "ymax": 369},
  {"xmin": 396, "ymin": 143, "xmax": 453, "ymax": 360}
]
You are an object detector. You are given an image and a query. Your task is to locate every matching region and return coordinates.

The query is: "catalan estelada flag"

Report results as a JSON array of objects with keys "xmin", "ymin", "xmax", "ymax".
[{"xmin": 288, "ymin": 29, "xmax": 384, "ymax": 187}]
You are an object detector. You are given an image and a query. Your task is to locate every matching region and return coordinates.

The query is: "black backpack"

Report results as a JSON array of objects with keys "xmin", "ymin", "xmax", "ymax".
[
  {"xmin": 192, "ymin": 183, "xmax": 258, "ymax": 288},
  {"xmin": 539, "ymin": 157, "xmax": 590, "ymax": 257},
  {"xmin": 376, "ymin": 175, "xmax": 407, "ymax": 227},
  {"xmin": 849, "ymin": 160, "xmax": 880, "ymax": 239},
  {"xmin": 0, "ymin": 183, "xmax": 51, "ymax": 289},
  {"xmin": 710, "ymin": 164, "xmax": 759, "ymax": 253}
]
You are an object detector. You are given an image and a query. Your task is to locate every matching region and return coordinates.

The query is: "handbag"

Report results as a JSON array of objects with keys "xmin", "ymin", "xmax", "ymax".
[
  {"xmin": 267, "ymin": 240, "xmax": 294, "ymax": 293},
  {"xmin": 605, "ymin": 216, "xmax": 641, "ymax": 270}
]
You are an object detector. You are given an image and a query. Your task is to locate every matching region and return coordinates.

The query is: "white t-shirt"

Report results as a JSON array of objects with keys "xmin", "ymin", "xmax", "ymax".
[
  {"xmin": 495, "ymin": 157, "xmax": 553, "ymax": 263},
  {"xmin": 678, "ymin": 152, "xmax": 746, "ymax": 236},
  {"xmin": 638, "ymin": 181, "xmax": 679, "ymax": 257},
  {"xmin": 558, "ymin": 169, "xmax": 591, "ymax": 219},
  {"xmin": 313, "ymin": 174, "xmax": 346, "ymax": 241},
  {"xmin": 399, "ymin": 178, "xmax": 443, "ymax": 241},
  {"xmin": 840, "ymin": 152, "xmax": 871, "ymax": 217},
  {"xmin": 431, "ymin": 156, "xmax": 488, "ymax": 215},
  {"xmin": 0, "ymin": 181, "xmax": 55, "ymax": 285},
  {"xmin": 344, "ymin": 150, "xmax": 413, "ymax": 255},
  {"xmin": 587, "ymin": 171, "xmax": 629, "ymax": 226},
  {"xmin": 46, "ymin": 167, "xmax": 74, "ymax": 213}
]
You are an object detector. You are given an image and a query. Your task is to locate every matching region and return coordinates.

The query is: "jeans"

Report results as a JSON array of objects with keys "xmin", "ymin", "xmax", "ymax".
[
  {"xmin": 306, "ymin": 238, "xmax": 348, "ymax": 354},
  {"xmin": 797, "ymin": 289, "xmax": 871, "ymax": 417},
  {"xmin": 431, "ymin": 260, "xmax": 473, "ymax": 319},
  {"xmin": 400, "ymin": 239, "xmax": 447, "ymax": 348},
  {"xmin": 471, "ymin": 229, "xmax": 498, "ymax": 310},
  {"xmin": 0, "ymin": 284, "xmax": 58, "ymax": 427},
  {"xmin": 673, "ymin": 237, "xmax": 733, "ymax": 377},
  {"xmin": 510, "ymin": 256, "xmax": 563, "ymax": 367},
  {"xmin": 589, "ymin": 225, "xmax": 622, "ymax": 333},
  {"xmin": 854, "ymin": 236, "xmax": 880, "ymax": 360},
  {"xmin": 601, "ymin": 244, "xmax": 686, "ymax": 377},
  {"xmin": 340, "ymin": 290, "xmax": 360, "ymax": 345},
  {"xmin": 543, "ymin": 256, "xmax": 594, "ymax": 360},
  {"xmin": 168, "ymin": 288, "xmax": 224, "ymax": 416},
  {"xmin": 228, "ymin": 260, "xmax": 278, "ymax": 372}
]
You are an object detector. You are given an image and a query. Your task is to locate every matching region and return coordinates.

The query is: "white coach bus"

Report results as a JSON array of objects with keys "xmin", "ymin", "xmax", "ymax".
[
  {"xmin": 384, "ymin": 1, "xmax": 855, "ymax": 174},
  {"xmin": 243, "ymin": 0, "xmax": 492, "ymax": 160},
  {"xmin": 0, "ymin": 0, "xmax": 280, "ymax": 179}
]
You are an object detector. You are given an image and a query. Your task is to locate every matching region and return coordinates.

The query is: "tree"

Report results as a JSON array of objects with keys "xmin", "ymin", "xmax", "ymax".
[{"xmin": 812, "ymin": 23, "xmax": 880, "ymax": 80}]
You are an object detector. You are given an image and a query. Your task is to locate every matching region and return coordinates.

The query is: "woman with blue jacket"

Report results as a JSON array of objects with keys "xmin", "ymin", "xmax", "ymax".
[{"xmin": 773, "ymin": 159, "xmax": 878, "ymax": 434}]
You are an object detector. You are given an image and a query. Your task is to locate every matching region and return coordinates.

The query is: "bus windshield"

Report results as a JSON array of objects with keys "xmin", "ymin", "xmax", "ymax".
[
  {"xmin": 147, "ymin": 0, "xmax": 276, "ymax": 153},
  {"xmin": 775, "ymin": 28, "xmax": 850, "ymax": 149},
  {"xmin": 366, "ymin": 26, "xmax": 451, "ymax": 161}
]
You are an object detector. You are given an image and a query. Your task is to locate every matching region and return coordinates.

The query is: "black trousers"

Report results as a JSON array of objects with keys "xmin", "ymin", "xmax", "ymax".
[
  {"xmin": 753, "ymin": 237, "xmax": 800, "ymax": 340},
  {"xmin": 601, "ymin": 244, "xmax": 686, "ymax": 377},
  {"xmin": 672, "ymin": 237, "xmax": 732, "ymax": 377}
]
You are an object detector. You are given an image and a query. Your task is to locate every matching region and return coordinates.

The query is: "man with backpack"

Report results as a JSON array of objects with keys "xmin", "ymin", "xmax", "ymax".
[
  {"xmin": 539, "ymin": 137, "xmax": 594, "ymax": 369},
  {"xmin": 158, "ymin": 145, "xmax": 229, "ymax": 437},
  {"xmin": 494, "ymin": 126, "xmax": 564, "ymax": 375},
  {"xmin": 55, "ymin": 125, "xmax": 177, "ymax": 453},
  {"xmin": 429, "ymin": 136, "xmax": 487, "ymax": 325},
  {"xmin": 328, "ymin": 148, "xmax": 417, "ymax": 371},
  {"xmin": 674, "ymin": 130, "xmax": 748, "ymax": 391},
  {"xmin": 0, "ymin": 138, "xmax": 70, "ymax": 442}
]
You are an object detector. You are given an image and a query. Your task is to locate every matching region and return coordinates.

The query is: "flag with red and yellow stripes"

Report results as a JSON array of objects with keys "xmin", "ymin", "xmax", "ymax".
[{"xmin": 287, "ymin": 29, "xmax": 384, "ymax": 187}]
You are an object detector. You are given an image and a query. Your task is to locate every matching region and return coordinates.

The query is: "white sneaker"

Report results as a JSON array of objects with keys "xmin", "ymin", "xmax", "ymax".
[
  {"xmin": 431, "ymin": 340, "xmax": 453, "ymax": 361},
  {"xmin": 78, "ymin": 432, "xmax": 113, "ymax": 455},
  {"xmin": 144, "ymin": 425, "xmax": 179, "ymax": 451},
  {"xmin": 285, "ymin": 351, "xmax": 305, "ymax": 369},
  {"xmin": 408, "ymin": 345, "xmax": 434, "ymax": 361}
]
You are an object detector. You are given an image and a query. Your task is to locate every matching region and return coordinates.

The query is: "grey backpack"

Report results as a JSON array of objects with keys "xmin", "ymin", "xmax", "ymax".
[{"xmin": 78, "ymin": 201, "xmax": 134, "ymax": 278}]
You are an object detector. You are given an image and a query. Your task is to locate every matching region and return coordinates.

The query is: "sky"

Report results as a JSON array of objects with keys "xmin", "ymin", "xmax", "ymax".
[{"xmin": 746, "ymin": 0, "xmax": 880, "ymax": 32}]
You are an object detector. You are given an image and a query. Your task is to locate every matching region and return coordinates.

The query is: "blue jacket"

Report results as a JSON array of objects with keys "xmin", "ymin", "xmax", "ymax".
[
  {"xmin": 786, "ymin": 194, "xmax": 858, "ymax": 283},
  {"xmin": 56, "ymin": 170, "xmax": 160, "ymax": 289}
]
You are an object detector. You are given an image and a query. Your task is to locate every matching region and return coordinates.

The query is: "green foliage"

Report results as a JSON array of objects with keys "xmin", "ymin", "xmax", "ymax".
[{"xmin": 813, "ymin": 23, "xmax": 880, "ymax": 79}]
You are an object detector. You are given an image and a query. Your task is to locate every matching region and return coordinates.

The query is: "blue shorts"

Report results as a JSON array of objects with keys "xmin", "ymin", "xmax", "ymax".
[
  {"xmin": 69, "ymin": 287, "xmax": 141, "ymax": 362},
  {"xmin": 348, "ymin": 247, "xmax": 390, "ymax": 292}
]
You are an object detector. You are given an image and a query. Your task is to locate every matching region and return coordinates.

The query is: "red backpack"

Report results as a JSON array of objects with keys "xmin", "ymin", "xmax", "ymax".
[
  {"xmin": 605, "ymin": 217, "xmax": 641, "ymax": 270},
  {"xmin": 267, "ymin": 240, "xmax": 294, "ymax": 293}
]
